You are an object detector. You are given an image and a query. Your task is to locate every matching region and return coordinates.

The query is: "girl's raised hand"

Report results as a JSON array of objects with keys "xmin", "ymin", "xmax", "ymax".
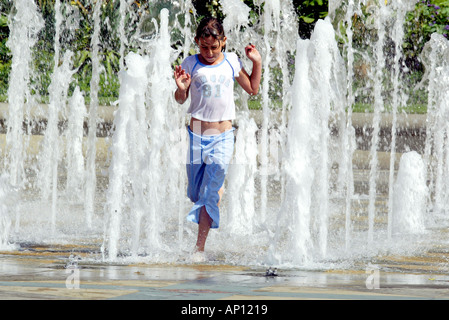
[
  {"xmin": 174, "ymin": 65, "xmax": 191, "ymax": 91},
  {"xmin": 245, "ymin": 43, "xmax": 262, "ymax": 64}
]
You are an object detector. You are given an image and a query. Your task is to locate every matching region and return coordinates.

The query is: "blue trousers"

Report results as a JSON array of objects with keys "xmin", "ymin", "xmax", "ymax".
[{"xmin": 186, "ymin": 126, "xmax": 235, "ymax": 229}]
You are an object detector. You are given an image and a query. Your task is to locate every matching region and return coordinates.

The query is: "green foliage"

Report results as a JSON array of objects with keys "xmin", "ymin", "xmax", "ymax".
[
  {"xmin": 192, "ymin": 0, "xmax": 260, "ymax": 23},
  {"xmin": 294, "ymin": 0, "xmax": 329, "ymax": 38},
  {"xmin": 0, "ymin": 2, "xmax": 11, "ymax": 97},
  {"xmin": 0, "ymin": 0, "xmax": 444, "ymax": 115},
  {"xmin": 1, "ymin": 0, "xmax": 330, "ymax": 103},
  {"xmin": 296, "ymin": 0, "xmax": 328, "ymax": 23},
  {"xmin": 404, "ymin": 0, "xmax": 449, "ymax": 63},
  {"xmin": 192, "ymin": 0, "xmax": 329, "ymax": 39},
  {"xmin": 352, "ymin": 102, "xmax": 428, "ymax": 114},
  {"xmin": 332, "ymin": 0, "xmax": 449, "ymax": 113},
  {"xmin": 0, "ymin": 14, "xmax": 10, "ymax": 97},
  {"xmin": 67, "ymin": 0, "xmax": 122, "ymax": 101}
]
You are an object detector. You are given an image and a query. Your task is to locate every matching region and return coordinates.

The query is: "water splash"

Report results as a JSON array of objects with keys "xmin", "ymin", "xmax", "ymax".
[
  {"xmin": 5, "ymin": 0, "xmax": 44, "ymax": 187},
  {"xmin": 0, "ymin": 174, "xmax": 18, "ymax": 251},
  {"xmin": 103, "ymin": 8, "xmax": 186, "ymax": 261},
  {"xmin": 226, "ymin": 116, "xmax": 258, "ymax": 236},
  {"xmin": 2, "ymin": 0, "xmax": 448, "ymax": 269},
  {"xmin": 386, "ymin": 0, "xmax": 416, "ymax": 239},
  {"xmin": 84, "ymin": 0, "xmax": 103, "ymax": 229},
  {"xmin": 65, "ymin": 87, "xmax": 87, "ymax": 199},
  {"xmin": 392, "ymin": 151, "xmax": 427, "ymax": 235},
  {"xmin": 268, "ymin": 18, "xmax": 347, "ymax": 266},
  {"xmin": 421, "ymin": 34, "xmax": 449, "ymax": 215},
  {"xmin": 104, "ymin": 52, "xmax": 151, "ymax": 260},
  {"xmin": 220, "ymin": 0, "xmax": 251, "ymax": 34},
  {"xmin": 341, "ymin": 0, "xmax": 357, "ymax": 252},
  {"xmin": 38, "ymin": 50, "xmax": 75, "ymax": 232},
  {"xmin": 367, "ymin": 1, "xmax": 387, "ymax": 244}
]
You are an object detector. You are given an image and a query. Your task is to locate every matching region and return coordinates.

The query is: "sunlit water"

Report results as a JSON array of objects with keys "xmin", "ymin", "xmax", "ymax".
[{"xmin": 0, "ymin": 0, "xmax": 449, "ymax": 271}]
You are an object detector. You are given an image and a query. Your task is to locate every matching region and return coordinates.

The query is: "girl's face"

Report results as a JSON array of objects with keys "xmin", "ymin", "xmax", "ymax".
[{"xmin": 196, "ymin": 35, "xmax": 226, "ymax": 65}]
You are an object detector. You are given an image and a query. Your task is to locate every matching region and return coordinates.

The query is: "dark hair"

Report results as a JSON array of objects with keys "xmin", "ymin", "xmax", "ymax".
[{"xmin": 195, "ymin": 17, "xmax": 226, "ymax": 51}]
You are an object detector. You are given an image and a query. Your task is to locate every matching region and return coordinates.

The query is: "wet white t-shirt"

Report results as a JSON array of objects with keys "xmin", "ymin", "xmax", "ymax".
[{"xmin": 181, "ymin": 52, "xmax": 242, "ymax": 122}]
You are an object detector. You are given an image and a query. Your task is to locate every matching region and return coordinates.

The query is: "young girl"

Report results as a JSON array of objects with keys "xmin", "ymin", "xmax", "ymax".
[{"xmin": 174, "ymin": 17, "xmax": 262, "ymax": 253}]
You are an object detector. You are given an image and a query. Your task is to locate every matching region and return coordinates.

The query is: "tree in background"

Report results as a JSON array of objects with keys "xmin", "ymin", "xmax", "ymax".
[
  {"xmin": 192, "ymin": 0, "xmax": 328, "ymax": 39},
  {"xmin": 0, "ymin": 0, "xmax": 448, "ymax": 104},
  {"xmin": 0, "ymin": 1, "xmax": 12, "ymax": 97},
  {"xmin": 404, "ymin": 0, "xmax": 449, "ymax": 73},
  {"xmin": 294, "ymin": 0, "xmax": 329, "ymax": 38}
]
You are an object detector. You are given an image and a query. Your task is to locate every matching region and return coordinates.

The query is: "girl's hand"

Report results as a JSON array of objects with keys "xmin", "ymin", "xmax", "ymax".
[
  {"xmin": 237, "ymin": 43, "xmax": 262, "ymax": 96},
  {"xmin": 174, "ymin": 65, "xmax": 191, "ymax": 104},
  {"xmin": 245, "ymin": 44, "xmax": 262, "ymax": 64},
  {"xmin": 174, "ymin": 65, "xmax": 191, "ymax": 92}
]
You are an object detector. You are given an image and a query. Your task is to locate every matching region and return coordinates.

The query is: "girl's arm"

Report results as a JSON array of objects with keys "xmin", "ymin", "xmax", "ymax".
[
  {"xmin": 236, "ymin": 44, "xmax": 262, "ymax": 96},
  {"xmin": 174, "ymin": 65, "xmax": 191, "ymax": 104}
]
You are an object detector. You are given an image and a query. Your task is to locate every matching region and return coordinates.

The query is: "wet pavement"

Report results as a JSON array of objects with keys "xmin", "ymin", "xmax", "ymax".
[
  {"xmin": 0, "ymin": 110, "xmax": 447, "ymax": 305},
  {"xmin": 1, "ymin": 245, "xmax": 449, "ymax": 302}
]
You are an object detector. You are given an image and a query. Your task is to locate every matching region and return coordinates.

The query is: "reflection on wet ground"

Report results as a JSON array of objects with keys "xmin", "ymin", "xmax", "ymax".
[{"xmin": 0, "ymin": 242, "xmax": 448, "ymax": 300}]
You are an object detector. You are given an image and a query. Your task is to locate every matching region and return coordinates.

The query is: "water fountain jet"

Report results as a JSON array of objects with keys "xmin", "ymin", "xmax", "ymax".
[{"xmin": 0, "ymin": 0, "xmax": 448, "ymax": 270}]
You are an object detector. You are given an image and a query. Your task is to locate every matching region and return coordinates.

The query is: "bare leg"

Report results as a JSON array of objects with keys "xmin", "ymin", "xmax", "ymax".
[
  {"xmin": 195, "ymin": 186, "xmax": 224, "ymax": 252},
  {"xmin": 195, "ymin": 206, "xmax": 212, "ymax": 252},
  {"xmin": 217, "ymin": 186, "xmax": 224, "ymax": 206}
]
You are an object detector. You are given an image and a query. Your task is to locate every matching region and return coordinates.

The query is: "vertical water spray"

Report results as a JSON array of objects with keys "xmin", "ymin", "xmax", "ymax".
[
  {"xmin": 276, "ymin": 37, "xmax": 314, "ymax": 265},
  {"xmin": 144, "ymin": 8, "xmax": 181, "ymax": 256},
  {"xmin": 312, "ymin": 23, "xmax": 331, "ymax": 259},
  {"xmin": 219, "ymin": 0, "xmax": 256, "ymax": 237},
  {"xmin": 312, "ymin": 19, "xmax": 347, "ymax": 259},
  {"xmin": 422, "ymin": 34, "xmax": 449, "ymax": 214},
  {"xmin": 104, "ymin": 52, "xmax": 150, "ymax": 260},
  {"xmin": 104, "ymin": 8, "xmax": 180, "ymax": 260},
  {"xmin": 341, "ymin": 0, "xmax": 357, "ymax": 252},
  {"xmin": 258, "ymin": 0, "xmax": 280, "ymax": 224},
  {"xmin": 0, "ymin": 209, "xmax": 12, "ymax": 250},
  {"xmin": 0, "ymin": 175, "xmax": 17, "ymax": 251},
  {"xmin": 226, "ymin": 117, "xmax": 258, "ymax": 236},
  {"xmin": 5, "ymin": 0, "xmax": 44, "ymax": 187},
  {"xmin": 393, "ymin": 151, "xmax": 427, "ymax": 235},
  {"xmin": 4, "ymin": 0, "xmax": 448, "ymax": 267},
  {"xmin": 176, "ymin": 0, "xmax": 194, "ymax": 246},
  {"xmin": 38, "ymin": 0, "xmax": 76, "ymax": 233},
  {"xmin": 271, "ymin": 19, "xmax": 344, "ymax": 265},
  {"xmin": 220, "ymin": 0, "xmax": 297, "ymax": 250},
  {"xmin": 367, "ymin": 2, "xmax": 387, "ymax": 244},
  {"xmin": 85, "ymin": 0, "xmax": 102, "ymax": 228},
  {"xmin": 220, "ymin": 0, "xmax": 250, "ymax": 36},
  {"xmin": 267, "ymin": 0, "xmax": 298, "ymax": 220},
  {"xmin": 386, "ymin": 0, "xmax": 414, "ymax": 239},
  {"xmin": 39, "ymin": 51, "xmax": 75, "ymax": 232},
  {"xmin": 128, "ymin": 77, "xmax": 150, "ymax": 258},
  {"xmin": 65, "ymin": 87, "xmax": 87, "ymax": 198}
]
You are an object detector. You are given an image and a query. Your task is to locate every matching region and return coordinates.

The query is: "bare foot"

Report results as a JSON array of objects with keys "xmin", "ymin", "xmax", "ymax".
[{"xmin": 191, "ymin": 250, "xmax": 206, "ymax": 263}]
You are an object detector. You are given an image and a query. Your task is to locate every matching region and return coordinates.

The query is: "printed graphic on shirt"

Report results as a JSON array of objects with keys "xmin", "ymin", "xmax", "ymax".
[{"xmin": 194, "ymin": 74, "xmax": 231, "ymax": 98}]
